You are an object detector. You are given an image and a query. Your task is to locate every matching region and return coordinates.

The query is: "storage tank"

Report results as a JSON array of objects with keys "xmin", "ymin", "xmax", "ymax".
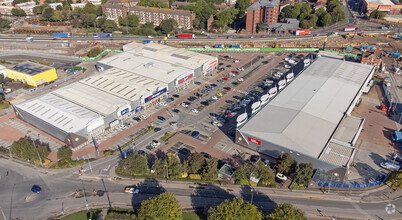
[
  {"xmin": 251, "ymin": 101, "xmax": 261, "ymax": 114},
  {"xmin": 236, "ymin": 113, "xmax": 248, "ymax": 127}
]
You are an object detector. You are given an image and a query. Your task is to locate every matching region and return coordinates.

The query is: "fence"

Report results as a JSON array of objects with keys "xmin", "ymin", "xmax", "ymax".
[
  {"xmin": 323, "ymin": 49, "xmax": 358, "ymax": 58},
  {"xmin": 82, "ymin": 49, "xmax": 123, "ymax": 62},
  {"xmin": 0, "ymin": 51, "xmax": 81, "ymax": 62},
  {"xmin": 185, "ymin": 48, "xmax": 319, "ymax": 52},
  {"xmin": 316, "ymin": 177, "xmax": 387, "ymax": 188}
]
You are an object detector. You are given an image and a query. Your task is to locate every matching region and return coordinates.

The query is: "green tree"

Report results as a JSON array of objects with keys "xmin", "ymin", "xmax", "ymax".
[
  {"xmin": 321, "ymin": 13, "xmax": 332, "ymax": 26},
  {"xmin": 315, "ymin": 7, "xmax": 326, "ymax": 18},
  {"xmin": 153, "ymin": 158, "xmax": 167, "ymax": 177},
  {"xmin": 208, "ymin": 198, "xmax": 262, "ymax": 220},
  {"xmin": 57, "ymin": 146, "xmax": 72, "ymax": 163},
  {"xmin": 52, "ymin": 10, "xmax": 64, "ymax": 21},
  {"xmin": 0, "ymin": 18, "xmax": 11, "ymax": 31},
  {"xmin": 235, "ymin": 0, "xmax": 251, "ymax": 16},
  {"xmin": 330, "ymin": 7, "xmax": 345, "ymax": 23},
  {"xmin": 255, "ymin": 161, "xmax": 275, "ymax": 186},
  {"xmin": 276, "ymin": 153, "xmax": 296, "ymax": 175},
  {"xmin": 96, "ymin": 5, "xmax": 102, "ymax": 16},
  {"xmin": 166, "ymin": 152, "xmax": 182, "ymax": 179},
  {"xmin": 41, "ymin": 7, "xmax": 54, "ymax": 21},
  {"xmin": 88, "ymin": 47, "xmax": 102, "ymax": 57},
  {"xmin": 186, "ymin": 153, "xmax": 205, "ymax": 174},
  {"xmin": 369, "ymin": 9, "xmax": 385, "ymax": 19},
  {"xmin": 12, "ymin": 0, "xmax": 29, "ymax": 6},
  {"xmin": 10, "ymin": 138, "xmax": 49, "ymax": 164},
  {"xmin": 33, "ymin": 5, "xmax": 44, "ymax": 15},
  {"xmin": 188, "ymin": 0, "xmax": 217, "ymax": 29},
  {"xmin": 102, "ymin": 20, "xmax": 117, "ymax": 32},
  {"xmin": 63, "ymin": 3, "xmax": 71, "ymax": 11},
  {"xmin": 201, "ymin": 158, "xmax": 218, "ymax": 181},
  {"xmin": 56, "ymin": 4, "xmax": 63, "ymax": 10},
  {"xmin": 233, "ymin": 163, "xmax": 253, "ymax": 185},
  {"xmin": 300, "ymin": 3, "xmax": 312, "ymax": 15},
  {"xmin": 118, "ymin": 153, "xmax": 149, "ymax": 175},
  {"xmin": 256, "ymin": 21, "xmax": 265, "ymax": 33},
  {"xmin": 293, "ymin": 163, "xmax": 314, "ymax": 188},
  {"xmin": 268, "ymin": 203, "xmax": 307, "ymax": 220},
  {"xmin": 387, "ymin": 170, "xmax": 402, "ymax": 189},
  {"xmin": 81, "ymin": 13, "xmax": 96, "ymax": 27},
  {"xmin": 214, "ymin": 7, "xmax": 238, "ymax": 30},
  {"xmin": 159, "ymin": 18, "xmax": 177, "ymax": 34},
  {"xmin": 11, "ymin": 8, "xmax": 26, "ymax": 16},
  {"xmin": 82, "ymin": 2, "xmax": 96, "ymax": 15},
  {"xmin": 138, "ymin": 192, "xmax": 182, "ymax": 220},
  {"xmin": 121, "ymin": 14, "xmax": 140, "ymax": 27},
  {"xmin": 327, "ymin": 0, "xmax": 341, "ymax": 12},
  {"xmin": 137, "ymin": 0, "xmax": 169, "ymax": 8}
]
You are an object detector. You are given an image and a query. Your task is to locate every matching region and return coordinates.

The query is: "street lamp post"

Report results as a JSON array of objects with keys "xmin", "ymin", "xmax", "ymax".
[
  {"xmin": 33, "ymin": 134, "xmax": 43, "ymax": 168},
  {"xmin": 81, "ymin": 180, "xmax": 89, "ymax": 211},
  {"xmin": 250, "ymin": 188, "xmax": 254, "ymax": 205},
  {"xmin": 328, "ymin": 173, "xmax": 338, "ymax": 193}
]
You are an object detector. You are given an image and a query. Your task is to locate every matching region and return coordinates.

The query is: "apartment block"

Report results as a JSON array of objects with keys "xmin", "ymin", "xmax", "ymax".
[
  {"xmin": 0, "ymin": 5, "xmax": 13, "ymax": 15},
  {"xmin": 129, "ymin": 6, "xmax": 195, "ymax": 29},
  {"xmin": 245, "ymin": 0, "xmax": 280, "ymax": 34}
]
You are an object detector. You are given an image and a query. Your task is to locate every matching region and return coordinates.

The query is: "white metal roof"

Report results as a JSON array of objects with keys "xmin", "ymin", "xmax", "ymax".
[
  {"xmin": 15, "ymin": 93, "xmax": 100, "ymax": 133},
  {"xmin": 240, "ymin": 56, "xmax": 374, "ymax": 158},
  {"xmin": 52, "ymin": 81, "xmax": 131, "ymax": 116}
]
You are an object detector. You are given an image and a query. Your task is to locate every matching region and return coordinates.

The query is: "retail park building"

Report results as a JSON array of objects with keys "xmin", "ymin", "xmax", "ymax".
[
  {"xmin": 13, "ymin": 42, "xmax": 218, "ymax": 148},
  {"xmin": 236, "ymin": 53, "xmax": 375, "ymax": 173}
]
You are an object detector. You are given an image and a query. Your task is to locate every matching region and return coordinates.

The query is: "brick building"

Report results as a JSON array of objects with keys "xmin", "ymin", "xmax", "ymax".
[
  {"xmin": 16, "ymin": 1, "xmax": 36, "ymax": 15},
  {"xmin": 0, "ymin": 5, "xmax": 13, "ymax": 15},
  {"xmin": 245, "ymin": 0, "xmax": 280, "ymax": 34},
  {"xmin": 358, "ymin": 0, "xmax": 402, "ymax": 15},
  {"xmin": 129, "ymin": 6, "xmax": 195, "ymax": 29},
  {"xmin": 0, "ymin": 0, "xmax": 13, "ymax": 6}
]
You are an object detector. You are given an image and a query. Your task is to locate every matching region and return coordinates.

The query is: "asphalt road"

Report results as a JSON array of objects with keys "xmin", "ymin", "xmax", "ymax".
[{"xmin": 1, "ymin": 155, "xmax": 401, "ymax": 220}]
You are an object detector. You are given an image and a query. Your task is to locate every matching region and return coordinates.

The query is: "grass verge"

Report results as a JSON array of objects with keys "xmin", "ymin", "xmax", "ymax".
[{"xmin": 61, "ymin": 209, "xmax": 102, "ymax": 220}]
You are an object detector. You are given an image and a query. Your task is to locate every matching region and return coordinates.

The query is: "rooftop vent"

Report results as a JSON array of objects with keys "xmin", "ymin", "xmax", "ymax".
[{"xmin": 144, "ymin": 62, "xmax": 155, "ymax": 68}]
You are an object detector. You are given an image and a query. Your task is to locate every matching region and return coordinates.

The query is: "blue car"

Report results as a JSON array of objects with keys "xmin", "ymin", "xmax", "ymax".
[
  {"xmin": 210, "ymin": 83, "xmax": 218, "ymax": 87},
  {"xmin": 154, "ymin": 127, "xmax": 162, "ymax": 132},
  {"xmin": 157, "ymin": 116, "xmax": 166, "ymax": 121},
  {"xmin": 31, "ymin": 185, "xmax": 41, "ymax": 193},
  {"xmin": 191, "ymin": 131, "xmax": 200, "ymax": 138}
]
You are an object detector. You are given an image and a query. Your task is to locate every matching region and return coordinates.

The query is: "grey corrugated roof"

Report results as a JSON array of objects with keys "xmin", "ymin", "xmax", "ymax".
[
  {"xmin": 319, "ymin": 141, "xmax": 354, "ymax": 167},
  {"xmin": 240, "ymin": 56, "xmax": 374, "ymax": 158},
  {"xmin": 247, "ymin": 0, "xmax": 280, "ymax": 11},
  {"xmin": 332, "ymin": 114, "xmax": 364, "ymax": 144}
]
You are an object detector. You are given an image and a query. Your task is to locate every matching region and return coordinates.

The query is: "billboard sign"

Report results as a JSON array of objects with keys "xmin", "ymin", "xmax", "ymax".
[
  {"xmin": 176, "ymin": 72, "xmax": 194, "ymax": 86},
  {"xmin": 144, "ymin": 87, "xmax": 167, "ymax": 103},
  {"xmin": 135, "ymin": 106, "xmax": 143, "ymax": 112},
  {"xmin": 120, "ymin": 108, "xmax": 129, "ymax": 116},
  {"xmin": 248, "ymin": 137, "xmax": 261, "ymax": 145},
  {"xmin": 203, "ymin": 58, "xmax": 218, "ymax": 71}
]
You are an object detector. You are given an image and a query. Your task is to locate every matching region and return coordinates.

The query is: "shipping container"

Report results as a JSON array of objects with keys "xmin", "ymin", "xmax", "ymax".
[
  {"xmin": 52, "ymin": 33, "xmax": 70, "ymax": 37},
  {"xmin": 214, "ymin": 44, "xmax": 224, "ymax": 48},
  {"xmin": 295, "ymin": 29, "xmax": 311, "ymax": 36},
  {"xmin": 177, "ymin": 34, "xmax": 195, "ymax": 38},
  {"xmin": 344, "ymin": 27, "xmax": 359, "ymax": 32},
  {"xmin": 231, "ymin": 44, "xmax": 242, "ymax": 48},
  {"xmin": 95, "ymin": 33, "xmax": 112, "ymax": 38}
]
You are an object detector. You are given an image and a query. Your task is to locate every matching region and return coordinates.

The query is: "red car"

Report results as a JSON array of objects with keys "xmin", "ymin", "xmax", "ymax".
[
  {"xmin": 223, "ymin": 77, "xmax": 229, "ymax": 81},
  {"xmin": 223, "ymin": 87, "xmax": 231, "ymax": 91},
  {"xmin": 232, "ymin": 71, "xmax": 239, "ymax": 74},
  {"xmin": 226, "ymin": 112, "xmax": 233, "ymax": 117}
]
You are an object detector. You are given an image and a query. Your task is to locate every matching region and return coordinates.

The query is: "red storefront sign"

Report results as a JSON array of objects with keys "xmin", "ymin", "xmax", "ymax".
[
  {"xmin": 209, "ymin": 60, "xmax": 218, "ymax": 68},
  {"xmin": 248, "ymin": 137, "xmax": 261, "ymax": 145},
  {"xmin": 178, "ymin": 73, "xmax": 194, "ymax": 85}
]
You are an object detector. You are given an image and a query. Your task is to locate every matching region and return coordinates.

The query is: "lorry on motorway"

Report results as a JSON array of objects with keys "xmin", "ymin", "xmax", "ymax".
[
  {"xmin": 177, "ymin": 34, "xmax": 195, "ymax": 38},
  {"xmin": 295, "ymin": 29, "xmax": 311, "ymax": 36},
  {"xmin": 142, "ymin": 39, "xmax": 153, "ymax": 43},
  {"xmin": 214, "ymin": 44, "xmax": 224, "ymax": 48},
  {"xmin": 52, "ymin": 33, "xmax": 70, "ymax": 38},
  {"xmin": 95, "ymin": 33, "xmax": 112, "ymax": 38},
  {"xmin": 344, "ymin": 27, "xmax": 360, "ymax": 32}
]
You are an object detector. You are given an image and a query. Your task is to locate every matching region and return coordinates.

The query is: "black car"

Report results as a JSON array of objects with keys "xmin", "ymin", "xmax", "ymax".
[
  {"xmin": 207, "ymin": 99, "xmax": 215, "ymax": 103},
  {"xmin": 154, "ymin": 127, "xmax": 162, "ymax": 132},
  {"xmin": 172, "ymin": 94, "xmax": 180, "ymax": 98},
  {"xmin": 188, "ymin": 96, "xmax": 197, "ymax": 101},
  {"xmin": 195, "ymin": 92, "xmax": 203, "ymax": 97},
  {"xmin": 227, "ymin": 131, "xmax": 235, "ymax": 137},
  {"xmin": 210, "ymin": 113, "xmax": 219, "ymax": 117},
  {"xmin": 250, "ymin": 90, "xmax": 260, "ymax": 95},
  {"xmin": 194, "ymin": 81, "xmax": 202, "ymax": 85},
  {"xmin": 201, "ymin": 101, "xmax": 210, "ymax": 106},
  {"xmin": 232, "ymin": 82, "xmax": 239, "ymax": 86},
  {"xmin": 233, "ymin": 95, "xmax": 242, "ymax": 100},
  {"xmin": 200, "ymin": 152, "xmax": 212, "ymax": 159},
  {"xmin": 226, "ymin": 100, "xmax": 234, "ymax": 104},
  {"xmin": 226, "ymin": 65, "xmax": 232, "ymax": 68},
  {"xmin": 201, "ymin": 89, "xmax": 210, "ymax": 94},
  {"xmin": 167, "ymin": 97, "xmax": 174, "ymax": 103},
  {"xmin": 250, "ymin": 155, "xmax": 260, "ymax": 163}
]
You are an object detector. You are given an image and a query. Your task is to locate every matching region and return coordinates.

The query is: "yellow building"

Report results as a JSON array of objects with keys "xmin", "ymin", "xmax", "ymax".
[{"xmin": 6, "ymin": 61, "xmax": 58, "ymax": 87}]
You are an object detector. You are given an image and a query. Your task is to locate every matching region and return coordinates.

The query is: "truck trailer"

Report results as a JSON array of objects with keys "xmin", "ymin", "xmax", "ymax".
[
  {"xmin": 52, "ymin": 33, "xmax": 70, "ymax": 37},
  {"xmin": 295, "ymin": 30, "xmax": 311, "ymax": 36}
]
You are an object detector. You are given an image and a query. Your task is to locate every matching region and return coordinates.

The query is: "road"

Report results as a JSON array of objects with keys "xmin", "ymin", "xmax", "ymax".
[{"xmin": 0, "ymin": 158, "xmax": 401, "ymax": 220}]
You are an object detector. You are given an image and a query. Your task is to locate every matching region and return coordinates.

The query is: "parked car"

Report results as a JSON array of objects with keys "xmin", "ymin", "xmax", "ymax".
[
  {"xmin": 212, "ymin": 121, "xmax": 222, "ymax": 127},
  {"xmin": 172, "ymin": 109, "xmax": 180, "ymax": 113},
  {"xmin": 159, "ymin": 102, "xmax": 167, "ymax": 106},
  {"xmin": 223, "ymin": 77, "xmax": 229, "ymax": 81},
  {"xmin": 151, "ymin": 140, "xmax": 161, "ymax": 148},
  {"xmin": 154, "ymin": 127, "xmax": 162, "ymax": 132},
  {"xmin": 210, "ymin": 83, "xmax": 218, "ymax": 87},
  {"xmin": 218, "ymin": 79, "xmax": 225, "ymax": 84},
  {"xmin": 249, "ymin": 155, "xmax": 260, "ymax": 163},
  {"xmin": 237, "ymin": 78, "xmax": 244, "ymax": 82},
  {"xmin": 210, "ymin": 113, "xmax": 219, "ymax": 117},
  {"xmin": 191, "ymin": 109, "xmax": 199, "ymax": 113},
  {"xmin": 276, "ymin": 173, "xmax": 287, "ymax": 183},
  {"xmin": 211, "ymin": 96, "xmax": 218, "ymax": 100},
  {"xmin": 167, "ymin": 98, "xmax": 174, "ymax": 103},
  {"xmin": 188, "ymin": 96, "xmax": 197, "ymax": 101},
  {"xmin": 224, "ymin": 87, "xmax": 231, "ymax": 91},
  {"xmin": 157, "ymin": 116, "xmax": 166, "ymax": 121},
  {"xmin": 31, "ymin": 185, "xmax": 42, "ymax": 193},
  {"xmin": 124, "ymin": 187, "xmax": 139, "ymax": 194},
  {"xmin": 232, "ymin": 71, "xmax": 239, "ymax": 74},
  {"xmin": 226, "ymin": 65, "xmax": 232, "ymax": 68},
  {"xmin": 380, "ymin": 161, "xmax": 400, "ymax": 171},
  {"xmin": 181, "ymin": 102, "xmax": 189, "ymax": 108},
  {"xmin": 172, "ymin": 94, "xmax": 180, "ymax": 98},
  {"xmin": 170, "ymin": 122, "xmax": 178, "ymax": 126},
  {"xmin": 191, "ymin": 131, "xmax": 200, "ymax": 138},
  {"xmin": 216, "ymin": 93, "xmax": 223, "ymax": 97},
  {"xmin": 139, "ymin": 115, "xmax": 147, "ymax": 120},
  {"xmin": 226, "ymin": 100, "xmax": 234, "ymax": 104}
]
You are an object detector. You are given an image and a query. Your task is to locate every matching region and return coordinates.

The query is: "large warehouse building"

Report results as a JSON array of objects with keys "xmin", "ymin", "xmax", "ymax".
[
  {"xmin": 6, "ymin": 61, "xmax": 58, "ymax": 87},
  {"xmin": 14, "ymin": 42, "xmax": 218, "ymax": 148},
  {"xmin": 236, "ymin": 54, "xmax": 375, "ymax": 173}
]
